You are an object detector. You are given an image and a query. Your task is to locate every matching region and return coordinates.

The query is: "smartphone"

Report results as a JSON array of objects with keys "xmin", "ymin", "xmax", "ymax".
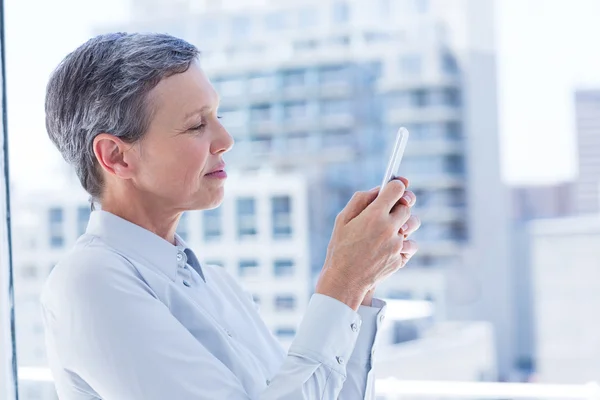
[{"xmin": 380, "ymin": 127, "xmax": 410, "ymax": 189}]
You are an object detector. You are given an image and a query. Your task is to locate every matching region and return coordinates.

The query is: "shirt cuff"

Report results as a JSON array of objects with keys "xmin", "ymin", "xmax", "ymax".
[
  {"xmin": 350, "ymin": 298, "xmax": 387, "ymax": 366},
  {"xmin": 288, "ymin": 293, "xmax": 363, "ymax": 376}
]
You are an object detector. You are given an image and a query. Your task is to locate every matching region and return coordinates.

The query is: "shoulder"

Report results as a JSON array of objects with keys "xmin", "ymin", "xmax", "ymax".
[{"xmin": 41, "ymin": 235, "xmax": 146, "ymax": 314}]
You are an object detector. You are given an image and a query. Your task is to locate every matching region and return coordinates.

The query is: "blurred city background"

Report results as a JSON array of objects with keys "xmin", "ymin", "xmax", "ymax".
[{"xmin": 3, "ymin": 0, "xmax": 600, "ymax": 398}]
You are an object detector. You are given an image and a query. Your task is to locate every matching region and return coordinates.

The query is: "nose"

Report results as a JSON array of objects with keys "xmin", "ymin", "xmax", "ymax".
[{"xmin": 211, "ymin": 123, "xmax": 235, "ymax": 155}]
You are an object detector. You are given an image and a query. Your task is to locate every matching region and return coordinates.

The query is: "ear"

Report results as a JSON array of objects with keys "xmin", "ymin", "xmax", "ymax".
[{"xmin": 92, "ymin": 133, "xmax": 137, "ymax": 179}]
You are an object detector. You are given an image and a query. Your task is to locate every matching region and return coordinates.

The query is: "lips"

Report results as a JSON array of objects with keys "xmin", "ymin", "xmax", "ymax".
[{"xmin": 205, "ymin": 162, "xmax": 226, "ymax": 175}]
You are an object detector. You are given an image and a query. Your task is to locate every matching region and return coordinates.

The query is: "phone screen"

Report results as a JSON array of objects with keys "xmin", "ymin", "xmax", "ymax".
[{"xmin": 380, "ymin": 127, "xmax": 409, "ymax": 189}]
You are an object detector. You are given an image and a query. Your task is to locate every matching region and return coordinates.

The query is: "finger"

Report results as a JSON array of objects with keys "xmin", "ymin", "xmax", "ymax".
[
  {"xmin": 337, "ymin": 187, "xmax": 380, "ymax": 224},
  {"xmin": 389, "ymin": 203, "xmax": 411, "ymax": 230},
  {"xmin": 372, "ymin": 179, "xmax": 406, "ymax": 214},
  {"xmin": 400, "ymin": 215, "xmax": 421, "ymax": 238},
  {"xmin": 400, "ymin": 240, "xmax": 419, "ymax": 259},
  {"xmin": 393, "ymin": 176, "xmax": 409, "ymax": 188},
  {"xmin": 398, "ymin": 190, "xmax": 416, "ymax": 207}
]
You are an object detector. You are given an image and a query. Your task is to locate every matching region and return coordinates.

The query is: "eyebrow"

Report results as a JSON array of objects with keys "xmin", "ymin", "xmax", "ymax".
[{"xmin": 183, "ymin": 106, "xmax": 211, "ymax": 121}]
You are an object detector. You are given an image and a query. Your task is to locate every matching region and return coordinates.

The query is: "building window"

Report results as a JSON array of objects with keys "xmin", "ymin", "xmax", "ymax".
[
  {"xmin": 203, "ymin": 208, "xmax": 222, "ymax": 241},
  {"xmin": 216, "ymin": 76, "xmax": 245, "ymax": 97},
  {"xmin": 282, "ymin": 70, "xmax": 306, "ymax": 89},
  {"xmin": 21, "ymin": 264, "xmax": 37, "ymax": 280},
  {"xmin": 250, "ymin": 135, "xmax": 273, "ymax": 153},
  {"xmin": 248, "ymin": 74, "xmax": 273, "ymax": 95},
  {"xmin": 298, "ymin": 7, "xmax": 318, "ymax": 28},
  {"xmin": 274, "ymin": 259, "xmax": 295, "ymax": 277},
  {"xmin": 272, "ymin": 196, "xmax": 292, "ymax": 239},
  {"xmin": 275, "ymin": 295, "xmax": 296, "ymax": 311},
  {"xmin": 176, "ymin": 213, "xmax": 189, "ymax": 241},
  {"xmin": 250, "ymin": 104, "xmax": 272, "ymax": 122},
  {"xmin": 332, "ymin": 1, "xmax": 350, "ymax": 24},
  {"xmin": 442, "ymin": 52, "xmax": 459, "ymax": 75},
  {"xmin": 275, "ymin": 327, "xmax": 297, "ymax": 338},
  {"xmin": 286, "ymin": 132, "xmax": 310, "ymax": 152},
  {"xmin": 239, "ymin": 260, "xmax": 259, "ymax": 277},
  {"xmin": 48, "ymin": 207, "xmax": 64, "ymax": 248},
  {"xmin": 446, "ymin": 122, "xmax": 462, "ymax": 139},
  {"xmin": 283, "ymin": 101, "xmax": 307, "ymax": 120},
  {"xmin": 237, "ymin": 197, "xmax": 257, "ymax": 238},
  {"xmin": 323, "ymin": 129, "xmax": 353, "ymax": 148},
  {"xmin": 400, "ymin": 55, "xmax": 422, "ymax": 77},
  {"xmin": 319, "ymin": 65, "xmax": 349, "ymax": 85},
  {"xmin": 446, "ymin": 155, "xmax": 465, "ymax": 174},
  {"xmin": 231, "ymin": 16, "xmax": 251, "ymax": 38},
  {"xmin": 265, "ymin": 11, "xmax": 287, "ymax": 31},
  {"xmin": 321, "ymin": 99, "xmax": 351, "ymax": 116},
  {"xmin": 218, "ymin": 108, "xmax": 246, "ymax": 129},
  {"xmin": 77, "ymin": 206, "xmax": 90, "ymax": 236}
]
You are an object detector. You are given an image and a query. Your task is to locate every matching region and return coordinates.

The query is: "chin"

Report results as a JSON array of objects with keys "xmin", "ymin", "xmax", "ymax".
[{"xmin": 192, "ymin": 191, "xmax": 224, "ymax": 211}]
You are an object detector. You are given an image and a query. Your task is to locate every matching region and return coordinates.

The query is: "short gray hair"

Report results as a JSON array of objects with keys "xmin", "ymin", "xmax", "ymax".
[{"xmin": 45, "ymin": 32, "xmax": 199, "ymax": 201}]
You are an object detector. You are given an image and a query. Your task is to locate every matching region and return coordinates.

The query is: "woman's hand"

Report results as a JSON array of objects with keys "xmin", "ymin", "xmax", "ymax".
[
  {"xmin": 316, "ymin": 177, "xmax": 420, "ymax": 311},
  {"xmin": 360, "ymin": 180, "xmax": 420, "ymax": 306}
]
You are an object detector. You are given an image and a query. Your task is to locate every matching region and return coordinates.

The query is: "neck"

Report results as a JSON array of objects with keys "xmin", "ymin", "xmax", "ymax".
[{"xmin": 100, "ymin": 190, "xmax": 181, "ymax": 245}]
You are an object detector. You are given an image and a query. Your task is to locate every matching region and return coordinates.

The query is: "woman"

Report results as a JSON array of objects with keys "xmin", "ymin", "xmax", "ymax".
[{"xmin": 41, "ymin": 33, "xmax": 420, "ymax": 400}]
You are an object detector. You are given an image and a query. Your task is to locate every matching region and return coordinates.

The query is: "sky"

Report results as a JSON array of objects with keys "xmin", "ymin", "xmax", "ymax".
[{"xmin": 4, "ymin": 0, "xmax": 600, "ymax": 189}]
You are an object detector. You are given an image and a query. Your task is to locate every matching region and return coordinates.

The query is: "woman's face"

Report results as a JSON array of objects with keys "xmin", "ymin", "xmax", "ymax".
[{"xmin": 132, "ymin": 61, "xmax": 233, "ymax": 211}]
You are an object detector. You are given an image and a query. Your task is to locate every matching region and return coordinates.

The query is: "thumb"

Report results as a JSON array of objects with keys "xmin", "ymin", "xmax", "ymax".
[
  {"xmin": 338, "ymin": 187, "xmax": 379, "ymax": 224},
  {"xmin": 372, "ymin": 179, "xmax": 406, "ymax": 214}
]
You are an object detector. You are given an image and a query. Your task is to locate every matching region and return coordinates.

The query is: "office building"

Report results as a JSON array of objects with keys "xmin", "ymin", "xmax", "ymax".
[
  {"xmin": 574, "ymin": 89, "xmax": 600, "ymax": 214},
  {"xmin": 529, "ymin": 215, "xmax": 600, "ymax": 383}
]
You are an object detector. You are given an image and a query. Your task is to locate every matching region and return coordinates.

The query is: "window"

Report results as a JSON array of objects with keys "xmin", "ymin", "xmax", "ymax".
[
  {"xmin": 239, "ymin": 260, "xmax": 259, "ymax": 277},
  {"xmin": 323, "ymin": 129, "xmax": 353, "ymax": 148},
  {"xmin": 176, "ymin": 213, "xmax": 188, "ymax": 241},
  {"xmin": 283, "ymin": 101, "xmax": 307, "ymax": 120},
  {"xmin": 77, "ymin": 206, "xmax": 90, "ymax": 236},
  {"xmin": 237, "ymin": 197, "xmax": 257, "ymax": 238},
  {"xmin": 282, "ymin": 70, "xmax": 306, "ymax": 89},
  {"xmin": 20, "ymin": 264, "xmax": 37, "ymax": 280},
  {"xmin": 446, "ymin": 155, "xmax": 465, "ymax": 174},
  {"xmin": 274, "ymin": 259, "xmax": 295, "ymax": 277},
  {"xmin": 203, "ymin": 208, "xmax": 222, "ymax": 241},
  {"xmin": 272, "ymin": 196, "xmax": 292, "ymax": 239},
  {"xmin": 216, "ymin": 76, "xmax": 245, "ymax": 97},
  {"xmin": 231, "ymin": 16, "xmax": 251, "ymax": 38},
  {"xmin": 400, "ymin": 54, "xmax": 422, "ymax": 77},
  {"xmin": 332, "ymin": 1, "xmax": 350, "ymax": 24},
  {"xmin": 48, "ymin": 207, "xmax": 64, "ymax": 248},
  {"xmin": 286, "ymin": 132, "xmax": 310, "ymax": 152},
  {"xmin": 265, "ymin": 11, "xmax": 287, "ymax": 31},
  {"xmin": 218, "ymin": 108, "xmax": 245, "ymax": 129},
  {"xmin": 321, "ymin": 99, "xmax": 351, "ymax": 116},
  {"xmin": 275, "ymin": 327, "xmax": 297, "ymax": 338},
  {"xmin": 250, "ymin": 135, "xmax": 272, "ymax": 153},
  {"xmin": 248, "ymin": 74, "xmax": 273, "ymax": 95},
  {"xmin": 275, "ymin": 295, "xmax": 296, "ymax": 311},
  {"xmin": 298, "ymin": 7, "xmax": 318, "ymax": 28},
  {"xmin": 449, "ymin": 188, "xmax": 467, "ymax": 207},
  {"xmin": 250, "ymin": 104, "xmax": 272, "ymax": 122},
  {"xmin": 442, "ymin": 52, "xmax": 459, "ymax": 75},
  {"xmin": 446, "ymin": 122, "xmax": 462, "ymax": 139},
  {"xmin": 445, "ymin": 88, "xmax": 461, "ymax": 107},
  {"xmin": 320, "ymin": 65, "xmax": 349, "ymax": 85}
]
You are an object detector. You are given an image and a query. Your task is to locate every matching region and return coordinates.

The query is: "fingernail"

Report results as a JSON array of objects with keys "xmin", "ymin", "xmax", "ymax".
[
  {"xmin": 401, "ymin": 224, "xmax": 409, "ymax": 232},
  {"xmin": 402, "ymin": 194, "xmax": 411, "ymax": 204}
]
